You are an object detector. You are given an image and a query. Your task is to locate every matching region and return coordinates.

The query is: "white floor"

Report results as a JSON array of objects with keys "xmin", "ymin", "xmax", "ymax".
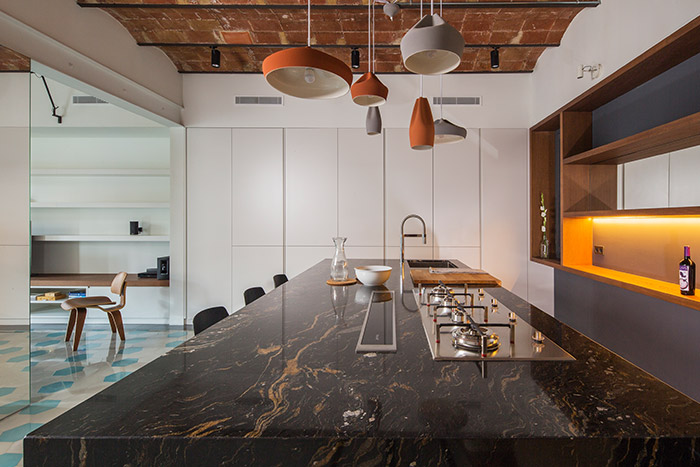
[{"xmin": 0, "ymin": 326, "xmax": 193, "ymax": 467}]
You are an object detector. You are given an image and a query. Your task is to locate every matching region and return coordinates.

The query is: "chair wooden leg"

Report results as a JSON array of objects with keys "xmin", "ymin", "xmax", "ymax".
[
  {"xmin": 65, "ymin": 309, "xmax": 77, "ymax": 342},
  {"xmin": 73, "ymin": 308, "xmax": 87, "ymax": 352},
  {"xmin": 112, "ymin": 311, "xmax": 126, "ymax": 341},
  {"xmin": 107, "ymin": 312, "xmax": 117, "ymax": 333}
]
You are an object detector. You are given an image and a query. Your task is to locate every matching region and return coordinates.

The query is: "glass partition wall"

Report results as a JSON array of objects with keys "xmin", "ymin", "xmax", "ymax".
[{"xmin": 0, "ymin": 45, "xmax": 31, "ymax": 419}]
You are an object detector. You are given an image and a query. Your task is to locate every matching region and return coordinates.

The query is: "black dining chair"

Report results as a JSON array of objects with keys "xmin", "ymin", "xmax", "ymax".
[
  {"xmin": 193, "ymin": 306, "xmax": 229, "ymax": 336},
  {"xmin": 273, "ymin": 274, "xmax": 289, "ymax": 288},
  {"xmin": 244, "ymin": 287, "xmax": 265, "ymax": 305}
]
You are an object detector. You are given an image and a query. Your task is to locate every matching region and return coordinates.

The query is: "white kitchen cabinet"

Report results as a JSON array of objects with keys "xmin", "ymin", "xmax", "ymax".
[
  {"xmin": 285, "ymin": 246, "xmax": 334, "ymax": 279},
  {"xmin": 0, "ymin": 246, "xmax": 29, "ymax": 325},
  {"xmin": 345, "ymin": 246, "xmax": 384, "ymax": 261},
  {"xmin": 285, "ymin": 129, "xmax": 337, "ymax": 246},
  {"xmin": 385, "ymin": 129, "xmax": 433, "ymax": 248},
  {"xmin": 385, "ymin": 246, "xmax": 433, "ymax": 260},
  {"xmin": 338, "ymin": 129, "xmax": 383, "ymax": 247},
  {"xmin": 232, "ymin": 129, "xmax": 284, "ymax": 246},
  {"xmin": 433, "ymin": 129, "xmax": 480, "ymax": 248},
  {"xmin": 434, "ymin": 247, "xmax": 481, "ymax": 269},
  {"xmin": 0, "ymin": 128, "xmax": 29, "ymax": 246},
  {"xmin": 186, "ymin": 128, "xmax": 232, "ymax": 319},
  {"xmin": 480, "ymin": 129, "xmax": 528, "ymax": 300},
  {"xmin": 232, "ymin": 246, "xmax": 283, "ymax": 312}
]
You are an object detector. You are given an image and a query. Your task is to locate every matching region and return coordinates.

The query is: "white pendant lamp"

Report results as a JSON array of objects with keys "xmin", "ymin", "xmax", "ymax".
[
  {"xmin": 351, "ymin": 0, "xmax": 388, "ymax": 106},
  {"xmin": 262, "ymin": 0, "xmax": 352, "ymax": 99},
  {"xmin": 434, "ymin": 75, "xmax": 466, "ymax": 144},
  {"xmin": 366, "ymin": 107, "xmax": 382, "ymax": 135},
  {"xmin": 400, "ymin": 0, "xmax": 464, "ymax": 75}
]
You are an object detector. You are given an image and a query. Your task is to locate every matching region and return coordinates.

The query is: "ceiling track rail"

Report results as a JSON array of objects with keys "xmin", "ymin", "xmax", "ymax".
[
  {"xmin": 78, "ymin": 1, "xmax": 599, "ymax": 10},
  {"xmin": 140, "ymin": 42, "xmax": 559, "ymax": 49}
]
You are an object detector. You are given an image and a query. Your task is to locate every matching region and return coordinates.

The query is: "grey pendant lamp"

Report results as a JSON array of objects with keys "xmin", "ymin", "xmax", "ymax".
[
  {"xmin": 434, "ymin": 76, "xmax": 466, "ymax": 144},
  {"xmin": 366, "ymin": 107, "xmax": 382, "ymax": 135},
  {"xmin": 400, "ymin": 0, "xmax": 464, "ymax": 75}
]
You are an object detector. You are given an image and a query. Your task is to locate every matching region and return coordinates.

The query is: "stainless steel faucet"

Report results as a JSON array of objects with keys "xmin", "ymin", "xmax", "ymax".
[{"xmin": 400, "ymin": 214, "xmax": 427, "ymax": 285}]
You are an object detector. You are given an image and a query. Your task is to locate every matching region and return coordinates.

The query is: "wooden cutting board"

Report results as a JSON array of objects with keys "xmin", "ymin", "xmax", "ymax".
[{"xmin": 409, "ymin": 269, "xmax": 501, "ymax": 287}]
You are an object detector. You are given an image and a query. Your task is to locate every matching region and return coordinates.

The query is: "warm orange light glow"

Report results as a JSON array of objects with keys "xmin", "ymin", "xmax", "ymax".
[{"xmin": 592, "ymin": 216, "xmax": 700, "ymax": 224}]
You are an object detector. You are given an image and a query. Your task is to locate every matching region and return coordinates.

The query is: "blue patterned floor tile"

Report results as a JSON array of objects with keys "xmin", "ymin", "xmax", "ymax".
[
  {"xmin": 0, "ymin": 341, "xmax": 9, "ymax": 346},
  {"xmin": 104, "ymin": 371, "xmax": 131, "ymax": 382},
  {"xmin": 6, "ymin": 354, "xmax": 28, "ymax": 363},
  {"xmin": 0, "ymin": 388, "xmax": 15, "ymax": 397},
  {"xmin": 45, "ymin": 332, "xmax": 65, "ymax": 338},
  {"xmin": 0, "ymin": 347, "xmax": 22, "ymax": 355},
  {"xmin": 33, "ymin": 340, "xmax": 61, "ymax": 347},
  {"xmin": 38, "ymin": 381, "xmax": 73, "ymax": 394},
  {"xmin": 0, "ymin": 400, "xmax": 29, "ymax": 415},
  {"xmin": 118, "ymin": 347, "xmax": 143, "ymax": 355},
  {"xmin": 123, "ymin": 337, "xmax": 148, "ymax": 343},
  {"xmin": 166, "ymin": 340, "xmax": 185, "ymax": 348},
  {"xmin": 20, "ymin": 399, "xmax": 60, "ymax": 415},
  {"xmin": 21, "ymin": 362, "xmax": 38, "ymax": 372},
  {"xmin": 0, "ymin": 453, "xmax": 22, "ymax": 467},
  {"xmin": 111, "ymin": 358, "xmax": 138, "ymax": 367},
  {"xmin": 65, "ymin": 353, "xmax": 87, "ymax": 362},
  {"xmin": 167, "ymin": 331, "xmax": 187, "ymax": 338},
  {"xmin": 53, "ymin": 366, "xmax": 84, "ymax": 376},
  {"xmin": 30, "ymin": 350, "xmax": 48, "ymax": 358},
  {"xmin": 0, "ymin": 423, "xmax": 42, "ymax": 442}
]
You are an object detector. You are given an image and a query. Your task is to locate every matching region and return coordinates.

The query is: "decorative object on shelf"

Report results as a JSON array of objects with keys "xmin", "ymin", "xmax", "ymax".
[
  {"xmin": 366, "ymin": 107, "xmax": 382, "ymax": 135},
  {"xmin": 434, "ymin": 74, "xmax": 466, "ymax": 144},
  {"xmin": 331, "ymin": 236, "xmax": 349, "ymax": 281},
  {"xmin": 680, "ymin": 245, "xmax": 696, "ymax": 296},
  {"xmin": 382, "ymin": 0, "xmax": 400, "ymax": 21},
  {"xmin": 130, "ymin": 221, "xmax": 143, "ymax": 236},
  {"xmin": 400, "ymin": 0, "xmax": 464, "ymax": 75},
  {"xmin": 351, "ymin": 0, "xmax": 388, "ymax": 107},
  {"xmin": 540, "ymin": 192, "xmax": 549, "ymax": 259},
  {"xmin": 262, "ymin": 0, "xmax": 352, "ymax": 99}
]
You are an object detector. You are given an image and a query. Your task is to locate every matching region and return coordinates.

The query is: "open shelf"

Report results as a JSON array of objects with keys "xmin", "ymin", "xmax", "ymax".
[
  {"xmin": 558, "ymin": 264, "xmax": 700, "ymax": 312},
  {"xmin": 31, "ymin": 168, "xmax": 169, "ymax": 177},
  {"xmin": 31, "ymin": 202, "xmax": 169, "ymax": 209},
  {"xmin": 564, "ymin": 207, "xmax": 700, "ymax": 218},
  {"xmin": 563, "ymin": 111, "xmax": 700, "ymax": 165},
  {"xmin": 32, "ymin": 235, "xmax": 169, "ymax": 242},
  {"xmin": 530, "ymin": 257, "xmax": 561, "ymax": 267}
]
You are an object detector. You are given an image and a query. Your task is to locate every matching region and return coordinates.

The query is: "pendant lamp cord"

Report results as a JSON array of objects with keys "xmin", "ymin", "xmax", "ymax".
[
  {"xmin": 307, "ymin": 0, "xmax": 311, "ymax": 47},
  {"xmin": 439, "ymin": 0, "xmax": 443, "ymax": 117},
  {"xmin": 372, "ymin": 0, "xmax": 376, "ymax": 74},
  {"xmin": 368, "ymin": 0, "xmax": 371, "ymax": 73}
]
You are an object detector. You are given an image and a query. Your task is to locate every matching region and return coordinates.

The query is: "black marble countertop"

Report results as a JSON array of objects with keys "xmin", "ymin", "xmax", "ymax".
[{"xmin": 25, "ymin": 260, "xmax": 700, "ymax": 466}]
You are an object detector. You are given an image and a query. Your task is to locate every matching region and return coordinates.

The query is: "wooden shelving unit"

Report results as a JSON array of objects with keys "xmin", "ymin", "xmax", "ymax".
[
  {"xmin": 31, "ymin": 168, "xmax": 169, "ymax": 177},
  {"xmin": 31, "ymin": 202, "xmax": 169, "ymax": 209},
  {"xmin": 529, "ymin": 17, "xmax": 700, "ymax": 309},
  {"xmin": 32, "ymin": 235, "xmax": 170, "ymax": 242}
]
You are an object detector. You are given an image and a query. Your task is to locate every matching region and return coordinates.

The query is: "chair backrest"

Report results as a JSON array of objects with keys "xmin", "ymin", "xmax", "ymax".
[
  {"xmin": 244, "ymin": 287, "xmax": 265, "ymax": 305},
  {"xmin": 111, "ymin": 272, "xmax": 128, "ymax": 308},
  {"xmin": 193, "ymin": 306, "xmax": 229, "ymax": 336},
  {"xmin": 273, "ymin": 274, "xmax": 288, "ymax": 288}
]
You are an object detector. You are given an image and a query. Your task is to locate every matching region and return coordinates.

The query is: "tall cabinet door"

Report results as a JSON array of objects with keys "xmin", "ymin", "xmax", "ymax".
[
  {"xmin": 231, "ymin": 129, "xmax": 284, "ymax": 311},
  {"xmin": 481, "ymin": 129, "xmax": 528, "ymax": 298},
  {"xmin": 434, "ymin": 129, "xmax": 481, "ymax": 268},
  {"xmin": 285, "ymin": 129, "xmax": 337, "ymax": 277},
  {"xmin": 187, "ymin": 128, "xmax": 232, "ymax": 319},
  {"xmin": 338, "ymin": 129, "xmax": 383, "ymax": 259},
  {"xmin": 385, "ymin": 128, "xmax": 433, "ymax": 260}
]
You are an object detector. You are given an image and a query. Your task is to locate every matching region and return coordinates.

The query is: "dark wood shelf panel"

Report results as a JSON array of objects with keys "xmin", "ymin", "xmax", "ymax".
[
  {"xmin": 31, "ymin": 273, "xmax": 169, "ymax": 287},
  {"xmin": 530, "ymin": 257, "xmax": 562, "ymax": 268},
  {"xmin": 563, "ymin": 111, "xmax": 700, "ymax": 165},
  {"xmin": 564, "ymin": 206, "xmax": 700, "ymax": 218}
]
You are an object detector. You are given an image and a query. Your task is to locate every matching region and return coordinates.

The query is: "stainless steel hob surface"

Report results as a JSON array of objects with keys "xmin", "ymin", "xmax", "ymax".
[{"xmin": 414, "ymin": 284, "xmax": 575, "ymax": 362}]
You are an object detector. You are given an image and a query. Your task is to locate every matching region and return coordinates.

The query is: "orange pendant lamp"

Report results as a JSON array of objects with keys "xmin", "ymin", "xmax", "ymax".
[
  {"xmin": 262, "ymin": 0, "xmax": 352, "ymax": 99},
  {"xmin": 409, "ymin": 77, "xmax": 434, "ymax": 150},
  {"xmin": 351, "ymin": 0, "xmax": 388, "ymax": 106}
]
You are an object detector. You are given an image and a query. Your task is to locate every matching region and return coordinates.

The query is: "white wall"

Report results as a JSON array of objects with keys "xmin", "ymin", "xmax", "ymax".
[
  {"xmin": 0, "ymin": 73, "xmax": 30, "ymax": 325},
  {"xmin": 530, "ymin": 0, "xmax": 700, "ymax": 125}
]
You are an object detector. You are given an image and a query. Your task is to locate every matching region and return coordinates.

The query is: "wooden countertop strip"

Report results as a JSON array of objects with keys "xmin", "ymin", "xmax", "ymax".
[{"xmin": 31, "ymin": 274, "xmax": 169, "ymax": 287}]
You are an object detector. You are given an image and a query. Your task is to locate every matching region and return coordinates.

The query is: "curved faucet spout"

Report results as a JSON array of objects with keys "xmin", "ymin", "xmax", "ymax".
[{"xmin": 400, "ymin": 214, "xmax": 428, "ymax": 290}]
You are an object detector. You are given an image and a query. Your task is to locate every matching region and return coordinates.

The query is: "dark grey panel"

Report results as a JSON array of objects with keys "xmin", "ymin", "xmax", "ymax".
[{"xmin": 555, "ymin": 268, "xmax": 700, "ymax": 402}]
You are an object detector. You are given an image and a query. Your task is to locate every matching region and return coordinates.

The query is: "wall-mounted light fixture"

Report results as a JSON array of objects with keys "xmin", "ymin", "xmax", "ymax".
[
  {"xmin": 211, "ymin": 46, "xmax": 221, "ymax": 68},
  {"xmin": 577, "ymin": 64, "xmax": 601, "ymax": 80},
  {"xmin": 383, "ymin": 1, "xmax": 400, "ymax": 20},
  {"xmin": 351, "ymin": 48, "xmax": 360, "ymax": 69},
  {"xmin": 490, "ymin": 47, "xmax": 499, "ymax": 69}
]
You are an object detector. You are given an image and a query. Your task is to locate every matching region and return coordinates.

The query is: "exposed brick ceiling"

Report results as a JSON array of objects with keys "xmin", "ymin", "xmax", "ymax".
[
  {"xmin": 0, "ymin": 45, "xmax": 30, "ymax": 72},
  {"xmin": 77, "ymin": 0, "xmax": 597, "ymax": 73}
]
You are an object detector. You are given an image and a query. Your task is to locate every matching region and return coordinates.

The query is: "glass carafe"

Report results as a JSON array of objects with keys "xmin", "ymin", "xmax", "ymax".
[{"xmin": 331, "ymin": 237, "xmax": 348, "ymax": 281}]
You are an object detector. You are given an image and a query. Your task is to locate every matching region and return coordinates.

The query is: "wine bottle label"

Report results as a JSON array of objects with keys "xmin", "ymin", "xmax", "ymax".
[{"xmin": 680, "ymin": 265, "xmax": 690, "ymax": 291}]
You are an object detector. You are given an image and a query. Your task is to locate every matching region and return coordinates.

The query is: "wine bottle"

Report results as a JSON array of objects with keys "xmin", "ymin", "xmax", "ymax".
[{"xmin": 679, "ymin": 245, "xmax": 696, "ymax": 296}]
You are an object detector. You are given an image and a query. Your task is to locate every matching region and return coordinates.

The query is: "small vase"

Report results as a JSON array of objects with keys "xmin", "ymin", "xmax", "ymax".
[
  {"xmin": 331, "ymin": 237, "xmax": 348, "ymax": 281},
  {"xmin": 540, "ymin": 234, "xmax": 549, "ymax": 259}
]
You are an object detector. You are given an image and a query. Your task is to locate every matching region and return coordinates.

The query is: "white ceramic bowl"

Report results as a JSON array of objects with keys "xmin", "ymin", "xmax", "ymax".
[{"xmin": 355, "ymin": 265, "xmax": 392, "ymax": 286}]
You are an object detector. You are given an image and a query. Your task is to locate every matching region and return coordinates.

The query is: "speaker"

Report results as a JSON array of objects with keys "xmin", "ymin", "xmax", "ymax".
[{"xmin": 157, "ymin": 256, "xmax": 170, "ymax": 280}]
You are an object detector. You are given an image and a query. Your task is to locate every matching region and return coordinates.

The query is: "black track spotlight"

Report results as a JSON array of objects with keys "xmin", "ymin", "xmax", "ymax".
[
  {"xmin": 351, "ymin": 47, "xmax": 360, "ymax": 69},
  {"xmin": 490, "ymin": 47, "xmax": 499, "ymax": 69},
  {"xmin": 211, "ymin": 46, "xmax": 221, "ymax": 68}
]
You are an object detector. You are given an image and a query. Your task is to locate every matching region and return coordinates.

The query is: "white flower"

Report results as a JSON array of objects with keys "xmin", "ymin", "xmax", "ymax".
[
  {"xmin": 540, "ymin": 206, "xmax": 545, "ymax": 211},
  {"xmin": 541, "ymin": 212, "xmax": 546, "ymax": 218},
  {"xmin": 541, "ymin": 226, "xmax": 546, "ymax": 232}
]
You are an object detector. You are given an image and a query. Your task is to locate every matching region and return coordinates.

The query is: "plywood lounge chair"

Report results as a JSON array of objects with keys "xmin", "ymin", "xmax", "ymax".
[{"xmin": 61, "ymin": 272, "xmax": 127, "ymax": 351}]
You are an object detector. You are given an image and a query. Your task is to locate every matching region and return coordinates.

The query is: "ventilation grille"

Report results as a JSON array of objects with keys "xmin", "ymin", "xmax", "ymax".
[
  {"xmin": 433, "ymin": 96, "xmax": 481, "ymax": 106},
  {"xmin": 235, "ymin": 96, "xmax": 283, "ymax": 106},
  {"xmin": 72, "ymin": 95, "xmax": 108, "ymax": 105}
]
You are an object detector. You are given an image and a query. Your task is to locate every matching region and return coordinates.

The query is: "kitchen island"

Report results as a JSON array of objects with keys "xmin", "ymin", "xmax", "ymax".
[{"xmin": 25, "ymin": 260, "xmax": 700, "ymax": 466}]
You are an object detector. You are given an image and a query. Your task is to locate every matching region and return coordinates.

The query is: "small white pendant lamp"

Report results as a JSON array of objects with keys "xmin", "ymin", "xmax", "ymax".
[
  {"xmin": 434, "ymin": 75, "xmax": 466, "ymax": 144},
  {"xmin": 366, "ymin": 107, "xmax": 382, "ymax": 135}
]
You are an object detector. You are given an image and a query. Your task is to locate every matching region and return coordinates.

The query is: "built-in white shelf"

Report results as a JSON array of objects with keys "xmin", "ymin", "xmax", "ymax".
[
  {"xmin": 31, "ymin": 202, "xmax": 169, "ymax": 209},
  {"xmin": 32, "ymin": 235, "xmax": 170, "ymax": 242},
  {"xmin": 31, "ymin": 169, "xmax": 169, "ymax": 177}
]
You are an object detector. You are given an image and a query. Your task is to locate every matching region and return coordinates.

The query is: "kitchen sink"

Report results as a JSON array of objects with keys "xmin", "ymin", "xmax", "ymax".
[{"xmin": 406, "ymin": 260, "xmax": 458, "ymax": 269}]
